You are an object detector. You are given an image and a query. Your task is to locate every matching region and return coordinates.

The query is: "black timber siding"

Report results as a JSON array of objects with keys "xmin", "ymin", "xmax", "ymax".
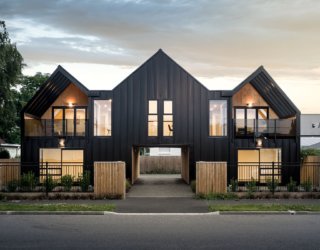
[{"xmin": 87, "ymin": 51, "xmax": 230, "ymax": 180}]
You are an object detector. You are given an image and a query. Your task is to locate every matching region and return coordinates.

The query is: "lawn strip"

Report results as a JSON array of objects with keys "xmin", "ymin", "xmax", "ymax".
[
  {"xmin": 0, "ymin": 203, "xmax": 115, "ymax": 212},
  {"xmin": 209, "ymin": 204, "xmax": 320, "ymax": 212}
]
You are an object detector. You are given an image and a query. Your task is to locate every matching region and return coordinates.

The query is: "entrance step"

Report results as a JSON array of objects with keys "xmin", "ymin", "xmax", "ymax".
[{"xmin": 127, "ymin": 174, "xmax": 194, "ymax": 198}]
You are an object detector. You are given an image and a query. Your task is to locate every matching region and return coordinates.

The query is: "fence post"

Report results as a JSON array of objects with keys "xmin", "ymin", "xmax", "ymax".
[
  {"xmin": 46, "ymin": 161, "xmax": 49, "ymax": 197},
  {"xmin": 272, "ymin": 161, "xmax": 275, "ymax": 195}
]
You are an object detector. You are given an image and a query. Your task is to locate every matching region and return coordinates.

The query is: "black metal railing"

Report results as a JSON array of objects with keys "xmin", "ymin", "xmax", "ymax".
[
  {"xmin": 233, "ymin": 118, "xmax": 296, "ymax": 137},
  {"xmin": 24, "ymin": 119, "xmax": 87, "ymax": 137}
]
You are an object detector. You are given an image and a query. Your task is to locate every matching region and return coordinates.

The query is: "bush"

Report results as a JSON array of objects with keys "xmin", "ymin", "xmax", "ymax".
[
  {"xmin": 230, "ymin": 178, "xmax": 238, "ymax": 192},
  {"xmin": 245, "ymin": 178, "xmax": 257, "ymax": 198},
  {"xmin": 20, "ymin": 172, "xmax": 37, "ymax": 191},
  {"xmin": 266, "ymin": 178, "xmax": 279, "ymax": 193},
  {"xmin": 7, "ymin": 179, "xmax": 19, "ymax": 192},
  {"xmin": 190, "ymin": 180, "xmax": 196, "ymax": 193},
  {"xmin": 79, "ymin": 171, "xmax": 90, "ymax": 192},
  {"xmin": 287, "ymin": 177, "xmax": 297, "ymax": 192},
  {"xmin": 61, "ymin": 175, "xmax": 74, "ymax": 192},
  {"xmin": 301, "ymin": 177, "xmax": 312, "ymax": 192},
  {"xmin": 301, "ymin": 148, "xmax": 320, "ymax": 161},
  {"xmin": 45, "ymin": 176, "xmax": 57, "ymax": 192},
  {"xmin": 0, "ymin": 149, "xmax": 10, "ymax": 159},
  {"xmin": 125, "ymin": 179, "xmax": 132, "ymax": 193},
  {"xmin": 197, "ymin": 192, "xmax": 238, "ymax": 200}
]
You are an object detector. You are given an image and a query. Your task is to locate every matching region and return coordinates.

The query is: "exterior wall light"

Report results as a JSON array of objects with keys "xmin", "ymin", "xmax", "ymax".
[
  {"xmin": 256, "ymin": 137, "xmax": 263, "ymax": 148},
  {"xmin": 59, "ymin": 138, "xmax": 65, "ymax": 148}
]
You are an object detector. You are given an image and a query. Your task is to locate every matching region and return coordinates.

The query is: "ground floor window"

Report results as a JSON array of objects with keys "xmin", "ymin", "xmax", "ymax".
[
  {"xmin": 237, "ymin": 148, "xmax": 281, "ymax": 183},
  {"xmin": 39, "ymin": 148, "xmax": 83, "ymax": 183}
]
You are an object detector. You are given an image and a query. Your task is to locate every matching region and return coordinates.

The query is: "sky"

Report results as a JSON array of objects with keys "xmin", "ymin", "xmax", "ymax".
[{"xmin": 1, "ymin": 0, "xmax": 320, "ymax": 113}]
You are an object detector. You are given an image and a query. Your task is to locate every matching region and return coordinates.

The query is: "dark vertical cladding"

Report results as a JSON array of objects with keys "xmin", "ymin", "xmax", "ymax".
[
  {"xmin": 90, "ymin": 50, "xmax": 229, "ymax": 180},
  {"xmin": 21, "ymin": 49, "xmax": 301, "ymax": 183}
]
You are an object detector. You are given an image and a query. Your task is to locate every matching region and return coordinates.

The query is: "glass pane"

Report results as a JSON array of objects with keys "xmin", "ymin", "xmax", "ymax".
[
  {"xmin": 40, "ymin": 148, "xmax": 61, "ymax": 163},
  {"xmin": 259, "ymin": 149, "xmax": 281, "ymax": 183},
  {"xmin": 65, "ymin": 108, "xmax": 74, "ymax": 136},
  {"xmin": 163, "ymin": 121, "xmax": 173, "ymax": 136},
  {"xmin": 209, "ymin": 100, "xmax": 227, "ymax": 136},
  {"xmin": 76, "ymin": 109, "xmax": 86, "ymax": 136},
  {"xmin": 53, "ymin": 109, "xmax": 63, "ymax": 136},
  {"xmin": 258, "ymin": 109, "xmax": 268, "ymax": 120},
  {"xmin": 237, "ymin": 150, "xmax": 259, "ymax": 182},
  {"xmin": 62, "ymin": 150, "xmax": 84, "ymax": 180},
  {"xmin": 148, "ymin": 115, "xmax": 158, "ymax": 136},
  {"xmin": 94, "ymin": 100, "xmax": 112, "ymax": 136},
  {"xmin": 235, "ymin": 109, "xmax": 245, "ymax": 135},
  {"xmin": 39, "ymin": 148, "xmax": 62, "ymax": 183},
  {"xmin": 149, "ymin": 100, "xmax": 157, "ymax": 114},
  {"xmin": 247, "ymin": 109, "xmax": 256, "ymax": 119},
  {"xmin": 164, "ymin": 101, "xmax": 172, "ymax": 114}
]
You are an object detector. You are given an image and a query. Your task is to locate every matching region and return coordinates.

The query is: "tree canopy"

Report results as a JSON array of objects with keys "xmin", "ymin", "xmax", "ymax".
[{"xmin": 0, "ymin": 21, "xmax": 24, "ymax": 143}]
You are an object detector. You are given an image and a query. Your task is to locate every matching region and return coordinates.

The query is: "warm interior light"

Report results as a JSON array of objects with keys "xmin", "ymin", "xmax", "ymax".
[
  {"xmin": 247, "ymin": 102, "xmax": 253, "ymax": 107},
  {"xmin": 59, "ymin": 138, "xmax": 65, "ymax": 148},
  {"xmin": 68, "ymin": 102, "xmax": 73, "ymax": 107},
  {"xmin": 256, "ymin": 138, "xmax": 263, "ymax": 148}
]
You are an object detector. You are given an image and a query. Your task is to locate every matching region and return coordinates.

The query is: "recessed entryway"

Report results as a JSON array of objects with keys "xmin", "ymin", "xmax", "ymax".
[{"xmin": 130, "ymin": 146, "xmax": 192, "ymax": 197}]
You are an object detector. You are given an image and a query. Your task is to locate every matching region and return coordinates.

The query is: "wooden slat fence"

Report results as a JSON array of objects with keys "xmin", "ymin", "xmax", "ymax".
[
  {"xmin": 140, "ymin": 156, "xmax": 181, "ymax": 174},
  {"xmin": 94, "ymin": 161, "xmax": 126, "ymax": 199},
  {"xmin": 0, "ymin": 159, "xmax": 20, "ymax": 190},
  {"xmin": 196, "ymin": 162, "xmax": 227, "ymax": 195},
  {"xmin": 301, "ymin": 156, "xmax": 320, "ymax": 186}
]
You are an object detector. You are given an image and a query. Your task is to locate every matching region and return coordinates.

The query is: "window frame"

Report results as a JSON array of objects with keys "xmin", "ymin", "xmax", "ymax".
[
  {"xmin": 148, "ymin": 100, "xmax": 158, "ymax": 137},
  {"xmin": 208, "ymin": 99, "xmax": 228, "ymax": 137},
  {"xmin": 93, "ymin": 99, "xmax": 112, "ymax": 137},
  {"xmin": 163, "ymin": 100, "xmax": 173, "ymax": 137}
]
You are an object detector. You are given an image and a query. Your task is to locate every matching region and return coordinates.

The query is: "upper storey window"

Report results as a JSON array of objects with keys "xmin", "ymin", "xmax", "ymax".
[
  {"xmin": 163, "ymin": 100, "xmax": 173, "ymax": 136},
  {"xmin": 94, "ymin": 100, "xmax": 112, "ymax": 136},
  {"xmin": 209, "ymin": 100, "xmax": 227, "ymax": 136},
  {"xmin": 148, "ymin": 100, "xmax": 158, "ymax": 136}
]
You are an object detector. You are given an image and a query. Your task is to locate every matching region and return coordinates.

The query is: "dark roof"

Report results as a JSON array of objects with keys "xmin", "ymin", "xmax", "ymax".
[
  {"xmin": 233, "ymin": 66, "xmax": 300, "ymax": 118},
  {"xmin": 22, "ymin": 65, "xmax": 89, "ymax": 118}
]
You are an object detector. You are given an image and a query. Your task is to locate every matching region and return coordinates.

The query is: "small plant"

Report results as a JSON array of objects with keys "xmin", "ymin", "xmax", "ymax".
[
  {"xmin": 196, "ymin": 192, "xmax": 238, "ymax": 200},
  {"xmin": 79, "ymin": 171, "xmax": 90, "ymax": 192},
  {"xmin": 230, "ymin": 178, "xmax": 238, "ymax": 192},
  {"xmin": 287, "ymin": 177, "xmax": 297, "ymax": 192},
  {"xmin": 7, "ymin": 179, "xmax": 19, "ymax": 192},
  {"xmin": 20, "ymin": 172, "xmax": 37, "ymax": 191},
  {"xmin": 301, "ymin": 177, "xmax": 312, "ymax": 192},
  {"xmin": 245, "ymin": 178, "xmax": 257, "ymax": 199},
  {"xmin": 190, "ymin": 180, "xmax": 196, "ymax": 193},
  {"xmin": 45, "ymin": 176, "xmax": 57, "ymax": 192},
  {"xmin": 266, "ymin": 178, "xmax": 279, "ymax": 193},
  {"xmin": 0, "ymin": 149, "xmax": 10, "ymax": 159},
  {"xmin": 61, "ymin": 175, "xmax": 74, "ymax": 192},
  {"xmin": 126, "ymin": 179, "xmax": 132, "ymax": 193}
]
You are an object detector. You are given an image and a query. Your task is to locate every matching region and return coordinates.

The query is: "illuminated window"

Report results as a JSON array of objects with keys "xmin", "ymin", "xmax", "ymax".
[
  {"xmin": 148, "ymin": 100, "xmax": 158, "ymax": 136},
  {"xmin": 94, "ymin": 100, "xmax": 112, "ymax": 136},
  {"xmin": 163, "ymin": 100, "xmax": 173, "ymax": 136},
  {"xmin": 209, "ymin": 100, "xmax": 227, "ymax": 136}
]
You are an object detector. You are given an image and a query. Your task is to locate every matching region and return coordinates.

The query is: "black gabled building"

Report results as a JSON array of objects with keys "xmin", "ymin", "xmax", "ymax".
[{"xmin": 21, "ymin": 49, "xmax": 300, "ymax": 184}]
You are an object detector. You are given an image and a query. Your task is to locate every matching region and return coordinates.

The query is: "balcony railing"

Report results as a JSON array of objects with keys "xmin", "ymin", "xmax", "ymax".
[
  {"xmin": 234, "ymin": 118, "xmax": 296, "ymax": 137},
  {"xmin": 24, "ymin": 119, "xmax": 87, "ymax": 137}
]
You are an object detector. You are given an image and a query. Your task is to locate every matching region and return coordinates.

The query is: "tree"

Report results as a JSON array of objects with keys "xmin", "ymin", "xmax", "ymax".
[{"xmin": 0, "ymin": 21, "xmax": 24, "ymax": 143}]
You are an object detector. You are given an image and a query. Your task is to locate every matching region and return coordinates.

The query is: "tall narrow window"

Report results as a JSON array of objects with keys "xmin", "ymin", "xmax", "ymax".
[
  {"xmin": 163, "ymin": 100, "xmax": 173, "ymax": 136},
  {"xmin": 65, "ymin": 108, "xmax": 74, "ymax": 136},
  {"xmin": 53, "ymin": 108, "xmax": 63, "ymax": 136},
  {"xmin": 209, "ymin": 100, "xmax": 227, "ymax": 136},
  {"xmin": 94, "ymin": 100, "xmax": 112, "ymax": 136},
  {"xmin": 148, "ymin": 100, "xmax": 158, "ymax": 136},
  {"xmin": 76, "ymin": 108, "xmax": 86, "ymax": 136}
]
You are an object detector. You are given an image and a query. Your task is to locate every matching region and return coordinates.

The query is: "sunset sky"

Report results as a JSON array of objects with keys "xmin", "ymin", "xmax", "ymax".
[{"xmin": 1, "ymin": 0, "xmax": 320, "ymax": 113}]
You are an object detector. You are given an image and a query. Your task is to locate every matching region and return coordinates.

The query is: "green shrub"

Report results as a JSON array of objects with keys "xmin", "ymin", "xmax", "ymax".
[
  {"xmin": 245, "ymin": 178, "xmax": 257, "ymax": 198},
  {"xmin": 20, "ymin": 172, "xmax": 37, "ymax": 191},
  {"xmin": 7, "ymin": 179, "xmax": 19, "ymax": 192},
  {"xmin": 301, "ymin": 177, "xmax": 312, "ymax": 192},
  {"xmin": 230, "ymin": 178, "xmax": 238, "ymax": 192},
  {"xmin": 61, "ymin": 175, "xmax": 74, "ymax": 192},
  {"xmin": 45, "ymin": 176, "xmax": 57, "ymax": 192},
  {"xmin": 287, "ymin": 177, "xmax": 297, "ymax": 192},
  {"xmin": 266, "ymin": 178, "xmax": 279, "ymax": 193},
  {"xmin": 190, "ymin": 180, "xmax": 196, "ymax": 193},
  {"xmin": 301, "ymin": 148, "xmax": 320, "ymax": 161},
  {"xmin": 79, "ymin": 171, "xmax": 90, "ymax": 192},
  {"xmin": 0, "ymin": 149, "xmax": 10, "ymax": 159},
  {"xmin": 126, "ymin": 179, "xmax": 132, "ymax": 193}
]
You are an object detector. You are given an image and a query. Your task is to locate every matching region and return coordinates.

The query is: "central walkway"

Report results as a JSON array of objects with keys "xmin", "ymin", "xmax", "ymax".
[{"xmin": 127, "ymin": 174, "xmax": 194, "ymax": 198}]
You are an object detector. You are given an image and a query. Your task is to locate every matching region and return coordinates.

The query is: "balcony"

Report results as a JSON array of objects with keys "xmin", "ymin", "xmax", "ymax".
[
  {"xmin": 234, "ymin": 118, "xmax": 296, "ymax": 137},
  {"xmin": 24, "ymin": 119, "xmax": 87, "ymax": 137}
]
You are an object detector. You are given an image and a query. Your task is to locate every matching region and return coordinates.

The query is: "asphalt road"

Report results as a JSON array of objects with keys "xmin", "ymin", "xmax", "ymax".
[{"xmin": 1, "ymin": 214, "xmax": 319, "ymax": 250}]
